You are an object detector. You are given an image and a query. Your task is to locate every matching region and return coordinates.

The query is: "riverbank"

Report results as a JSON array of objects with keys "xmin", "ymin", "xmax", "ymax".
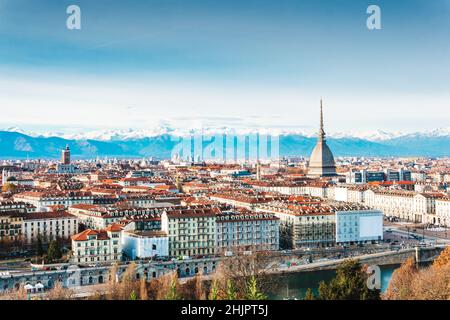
[
  {"xmin": 269, "ymin": 264, "xmax": 400, "ymax": 300},
  {"xmin": 178, "ymin": 247, "xmax": 443, "ymax": 284},
  {"xmin": 274, "ymin": 246, "xmax": 444, "ymax": 274}
]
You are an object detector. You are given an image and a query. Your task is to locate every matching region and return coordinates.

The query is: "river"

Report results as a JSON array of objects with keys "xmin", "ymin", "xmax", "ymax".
[{"xmin": 269, "ymin": 264, "xmax": 399, "ymax": 300}]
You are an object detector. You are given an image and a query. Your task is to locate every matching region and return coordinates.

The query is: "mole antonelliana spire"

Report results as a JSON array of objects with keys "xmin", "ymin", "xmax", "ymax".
[
  {"xmin": 308, "ymin": 99, "xmax": 337, "ymax": 177},
  {"xmin": 319, "ymin": 98, "xmax": 325, "ymax": 140}
]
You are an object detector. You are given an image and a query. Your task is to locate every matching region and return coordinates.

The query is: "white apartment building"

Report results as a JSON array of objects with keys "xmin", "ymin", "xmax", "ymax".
[
  {"xmin": 121, "ymin": 194, "xmax": 181, "ymax": 208},
  {"xmin": 161, "ymin": 206, "xmax": 218, "ymax": 257},
  {"xmin": 69, "ymin": 204, "xmax": 168, "ymax": 229},
  {"xmin": 0, "ymin": 201, "xmax": 36, "ymax": 213},
  {"xmin": 121, "ymin": 230, "xmax": 169, "ymax": 260},
  {"xmin": 117, "ymin": 177, "xmax": 170, "ymax": 188},
  {"xmin": 247, "ymin": 181, "xmax": 332, "ymax": 199},
  {"xmin": 256, "ymin": 200, "xmax": 336, "ymax": 248},
  {"xmin": 22, "ymin": 211, "xmax": 78, "ymax": 244},
  {"xmin": 298, "ymin": 184, "xmax": 330, "ymax": 198},
  {"xmin": 333, "ymin": 186, "xmax": 366, "ymax": 203},
  {"xmin": 68, "ymin": 204, "xmax": 122, "ymax": 229},
  {"xmin": 364, "ymin": 189, "xmax": 445, "ymax": 224},
  {"xmin": 335, "ymin": 210, "xmax": 383, "ymax": 244},
  {"xmin": 215, "ymin": 211, "xmax": 279, "ymax": 254},
  {"xmin": 249, "ymin": 182, "xmax": 305, "ymax": 195},
  {"xmin": 120, "ymin": 195, "xmax": 157, "ymax": 208},
  {"xmin": 411, "ymin": 172, "xmax": 427, "ymax": 182},
  {"xmin": 14, "ymin": 191, "xmax": 94, "ymax": 211},
  {"xmin": 431, "ymin": 172, "xmax": 450, "ymax": 183},
  {"xmin": 435, "ymin": 197, "xmax": 450, "ymax": 227},
  {"xmin": 209, "ymin": 194, "xmax": 262, "ymax": 210},
  {"xmin": 52, "ymin": 163, "xmax": 79, "ymax": 174},
  {"xmin": 71, "ymin": 224, "xmax": 122, "ymax": 264}
]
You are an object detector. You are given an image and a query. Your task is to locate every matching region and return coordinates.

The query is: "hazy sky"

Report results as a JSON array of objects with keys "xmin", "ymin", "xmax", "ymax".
[{"xmin": 0, "ymin": 0, "xmax": 449, "ymax": 133}]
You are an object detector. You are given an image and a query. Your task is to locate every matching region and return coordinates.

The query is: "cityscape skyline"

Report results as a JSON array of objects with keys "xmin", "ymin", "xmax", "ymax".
[
  {"xmin": 0, "ymin": 1, "xmax": 449, "ymax": 304},
  {"xmin": 0, "ymin": 101, "xmax": 448, "ymax": 160}
]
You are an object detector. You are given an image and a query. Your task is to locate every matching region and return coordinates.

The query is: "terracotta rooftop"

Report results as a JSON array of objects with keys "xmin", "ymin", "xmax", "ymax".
[
  {"xmin": 71, "ymin": 229, "xmax": 109, "ymax": 241},
  {"xmin": 23, "ymin": 211, "xmax": 76, "ymax": 220}
]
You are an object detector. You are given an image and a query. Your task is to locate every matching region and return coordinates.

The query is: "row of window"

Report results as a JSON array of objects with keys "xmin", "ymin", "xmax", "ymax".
[
  {"xmin": 170, "ymin": 248, "xmax": 213, "ymax": 255},
  {"xmin": 77, "ymin": 241, "xmax": 109, "ymax": 247},
  {"xmin": 217, "ymin": 233, "xmax": 277, "ymax": 240},
  {"xmin": 0, "ymin": 218, "xmax": 21, "ymax": 223},
  {"xmin": 169, "ymin": 242, "xmax": 214, "ymax": 249},
  {"xmin": 24, "ymin": 220, "xmax": 77, "ymax": 227},
  {"xmin": 77, "ymin": 255, "xmax": 118, "ymax": 262},
  {"xmin": 76, "ymin": 248, "xmax": 119, "ymax": 255},
  {"xmin": 218, "ymin": 239, "xmax": 278, "ymax": 244}
]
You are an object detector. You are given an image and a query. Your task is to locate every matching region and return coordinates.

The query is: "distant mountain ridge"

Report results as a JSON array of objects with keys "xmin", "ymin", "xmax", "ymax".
[
  {"xmin": 3, "ymin": 127, "xmax": 450, "ymax": 142},
  {"xmin": 0, "ymin": 129, "xmax": 448, "ymax": 159}
]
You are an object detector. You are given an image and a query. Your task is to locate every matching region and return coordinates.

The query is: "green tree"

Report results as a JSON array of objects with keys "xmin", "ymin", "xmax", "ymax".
[
  {"xmin": 36, "ymin": 234, "xmax": 44, "ymax": 257},
  {"xmin": 208, "ymin": 279, "xmax": 219, "ymax": 300},
  {"xmin": 47, "ymin": 240, "xmax": 62, "ymax": 262},
  {"xmin": 226, "ymin": 279, "xmax": 237, "ymax": 300},
  {"xmin": 166, "ymin": 277, "xmax": 181, "ymax": 300},
  {"xmin": 317, "ymin": 259, "xmax": 380, "ymax": 300},
  {"xmin": 245, "ymin": 276, "xmax": 267, "ymax": 300},
  {"xmin": 129, "ymin": 290, "xmax": 137, "ymax": 300},
  {"xmin": 304, "ymin": 288, "xmax": 316, "ymax": 300}
]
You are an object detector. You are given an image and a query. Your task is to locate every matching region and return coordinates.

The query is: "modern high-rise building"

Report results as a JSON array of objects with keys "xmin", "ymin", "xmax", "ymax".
[{"xmin": 308, "ymin": 100, "xmax": 337, "ymax": 177}]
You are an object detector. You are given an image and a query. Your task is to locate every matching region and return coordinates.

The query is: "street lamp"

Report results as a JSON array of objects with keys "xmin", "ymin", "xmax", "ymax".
[
  {"xmin": 423, "ymin": 226, "xmax": 425, "ymax": 244},
  {"xmin": 435, "ymin": 228, "xmax": 438, "ymax": 246}
]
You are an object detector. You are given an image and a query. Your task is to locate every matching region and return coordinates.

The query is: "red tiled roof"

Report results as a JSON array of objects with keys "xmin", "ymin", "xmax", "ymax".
[
  {"xmin": 70, "ymin": 204, "xmax": 101, "ymax": 210},
  {"xmin": 23, "ymin": 211, "xmax": 76, "ymax": 220},
  {"xmin": 71, "ymin": 229, "xmax": 109, "ymax": 241},
  {"xmin": 165, "ymin": 206, "xmax": 221, "ymax": 218},
  {"xmin": 71, "ymin": 223, "xmax": 121, "ymax": 241},
  {"xmin": 105, "ymin": 223, "xmax": 122, "ymax": 232}
]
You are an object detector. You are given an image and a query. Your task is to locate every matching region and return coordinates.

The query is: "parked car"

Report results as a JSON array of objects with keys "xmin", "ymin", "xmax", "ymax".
[{"xmin": 418, "ymin": 242, "xmax": 427, "ymax": 247}]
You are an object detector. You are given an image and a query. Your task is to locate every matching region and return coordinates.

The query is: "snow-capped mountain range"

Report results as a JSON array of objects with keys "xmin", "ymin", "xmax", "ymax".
[
  {"xmin": 2, "ymin": 126, "xmax": 449, "ymax": 142},
  {"xmin": 0, "ymin": 126, "xmax": 448, "ymax": 158}
]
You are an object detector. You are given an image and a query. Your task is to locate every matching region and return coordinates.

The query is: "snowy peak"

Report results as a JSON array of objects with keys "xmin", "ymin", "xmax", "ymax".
[
  {"xmin": 328, "ymin": 130, "xmax": 405, "ymax": 141},
  {"xmin": 2, "ymin": 127, "xmax": 35, "ymax": 136}
]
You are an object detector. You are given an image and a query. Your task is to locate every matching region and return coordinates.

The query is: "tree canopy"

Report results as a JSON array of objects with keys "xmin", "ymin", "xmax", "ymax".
[
  {"xmin": 314, "ymin": 259, "xmax": 380, "ymax": 300},
  {"xmin": 47, "ymin": 240, "xmax": 62, "ymax": 262},
  {"xmin": 384, "ymin": 248, "xmax": 450, "ymax": 300}
]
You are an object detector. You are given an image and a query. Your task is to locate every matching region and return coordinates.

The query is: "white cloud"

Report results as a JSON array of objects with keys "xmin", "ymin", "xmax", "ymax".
[{"xmin": 0, "ymin": 70, "xmax": 448, "ymax": 133}]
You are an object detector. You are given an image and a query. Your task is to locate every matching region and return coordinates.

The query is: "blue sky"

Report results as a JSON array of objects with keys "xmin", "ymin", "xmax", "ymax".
[{"xmin": 0, "ymin": 0, "xmax": 449, "ymax": 133}]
